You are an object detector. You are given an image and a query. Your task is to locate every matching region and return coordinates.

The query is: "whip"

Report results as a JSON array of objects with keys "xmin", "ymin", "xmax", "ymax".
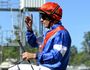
[{"xmin": 17, "ymin": 40, "xmax": 34, "ymax": 70}]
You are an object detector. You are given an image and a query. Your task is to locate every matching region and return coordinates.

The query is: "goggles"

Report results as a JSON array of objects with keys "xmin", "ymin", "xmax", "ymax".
[{"xmin": 40, "ymin": 13, "xmax": 50, "ymax": 20}]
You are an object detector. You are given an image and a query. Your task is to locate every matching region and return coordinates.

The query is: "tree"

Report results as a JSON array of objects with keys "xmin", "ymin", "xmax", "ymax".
[
  {"xmin": 2, "ymin": 25, "xmax": 21, "ymax": 61},
  {"xmin": 69, "ymin": 45, "xmax": 78, "ymax": 65},
  {"xmin": 2, "ymin": 46, "xmax": 20, "ymax": 61},
  {"xmin": 69, "ymin": 31, "xmax": 90, "ymax": 66},
  {"xmin": 82, "ymin": 31, "xmax": 90, "ymax": 53},
  {"xmin": 13, "ymin": 24, "xmax": 21, "ymax": 41},
  {"xmin": 81, "ymin": 31, "xmax": 90, "ymax": 66}
]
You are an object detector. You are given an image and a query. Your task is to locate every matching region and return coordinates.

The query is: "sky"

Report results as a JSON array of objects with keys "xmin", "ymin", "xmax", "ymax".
[{"xmin": 0, "ymin": 0, "xmax": 90, "ymax": 52}]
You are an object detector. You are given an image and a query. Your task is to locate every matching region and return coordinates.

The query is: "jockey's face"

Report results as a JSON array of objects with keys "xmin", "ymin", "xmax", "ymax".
[
  {"xmin": 40, "ymin": 13, "xmax": 51, "ymax": 28},
  {"xmin": 40, "ymin": 18, "xmax": 50, "ymax": 28}
]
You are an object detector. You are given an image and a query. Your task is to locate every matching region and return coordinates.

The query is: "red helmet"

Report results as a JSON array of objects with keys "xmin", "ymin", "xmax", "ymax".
[{"xmin": 39, "ymin": 2, "xmax": 62, "ymax": 21}]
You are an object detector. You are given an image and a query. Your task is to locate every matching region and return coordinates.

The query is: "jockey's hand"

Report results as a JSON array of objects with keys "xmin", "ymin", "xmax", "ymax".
[
  {"xmin": 22, "ymin": 52, "xmax": 36, "ymax": 60},
  {"xmin": 25, "ymin": 16, "xmax": 33, "ymax": 31}
]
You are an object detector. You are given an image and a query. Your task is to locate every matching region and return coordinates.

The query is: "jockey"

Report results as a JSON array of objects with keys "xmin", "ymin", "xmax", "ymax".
[{"xmin": 15, "ymin": 2, "xmax": 71, "ymax": 70}]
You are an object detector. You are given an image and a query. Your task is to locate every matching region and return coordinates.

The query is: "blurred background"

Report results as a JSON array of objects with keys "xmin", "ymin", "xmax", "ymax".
[{"xmin": 0, "ymin": 0, "xmax": 90, "ymax": 70}]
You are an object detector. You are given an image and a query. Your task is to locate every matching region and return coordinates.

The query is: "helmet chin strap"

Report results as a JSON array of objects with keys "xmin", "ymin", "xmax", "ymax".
[
  {"xmin": 47, "ymin": 19, "xmax": 59, "ymax": 28},
  {"xmin": 47, "ymin": 20, "xmax": 54, "ymax": 28}
]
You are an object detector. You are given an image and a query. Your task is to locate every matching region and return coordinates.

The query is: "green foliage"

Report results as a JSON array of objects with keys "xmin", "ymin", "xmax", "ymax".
[
  {"xmin": 82, "ymin": 31, "xmax": 90, "ymax": 53},
  {"xmin": 70, "ymin": 48, "xmax": 90, "ymax": 66},
  {"xmin": 2, "ymin": 46, "xmax": 20, "ymax": 61},
  {"xmin": 25, "ymin": 42, "xmax": 38, "ymax": 53},
  {"xmin": 69, "ymin": 31, "xmax": 90, "ymax": 66},
  {"xmin": 69, "ymin": 45, "xmax": 78, "ymax": 65}
]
